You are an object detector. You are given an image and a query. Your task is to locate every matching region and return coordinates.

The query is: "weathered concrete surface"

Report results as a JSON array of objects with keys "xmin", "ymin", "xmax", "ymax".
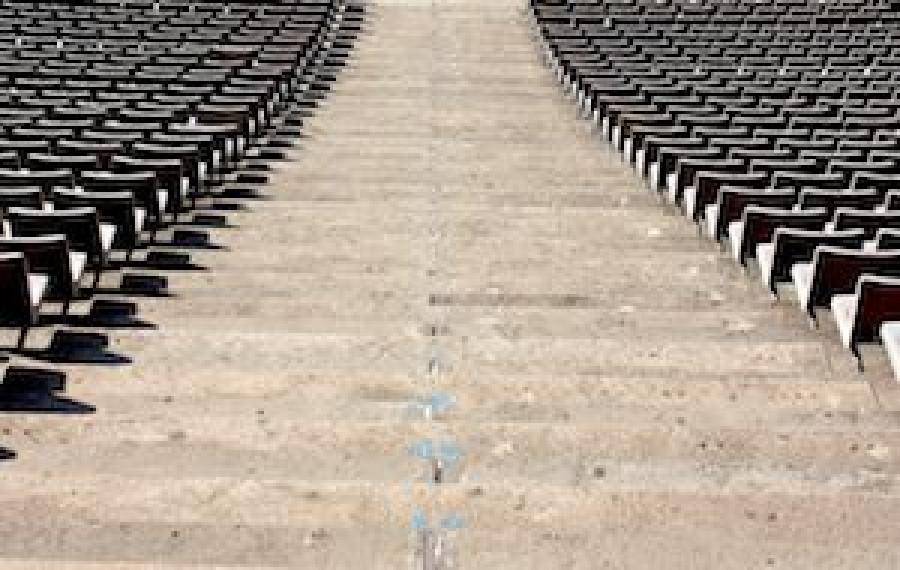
[{"xmin": 0, "ymin": 0, "xmax": 898, "ymax": 568}]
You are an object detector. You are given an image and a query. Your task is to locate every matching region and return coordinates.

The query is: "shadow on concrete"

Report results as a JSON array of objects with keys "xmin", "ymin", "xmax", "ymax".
[
  {"xmin": 0, "ymin": 366, "xmax": 95, "ymax": 414},
  {"xmin": 25, "ymin": 331, "xmax": 132, "ymax": 365}
]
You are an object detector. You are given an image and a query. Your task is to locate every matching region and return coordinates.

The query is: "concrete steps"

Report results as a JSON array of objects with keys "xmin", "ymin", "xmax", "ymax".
[{"xmin": 2, "ymin": 0, "xmax": 898, "ymax": 567}]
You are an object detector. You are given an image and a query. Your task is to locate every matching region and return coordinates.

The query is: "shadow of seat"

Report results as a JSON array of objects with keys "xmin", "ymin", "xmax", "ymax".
[
  {"xmin": 0, "ymin": 366, "xmax": 95, "ymax": 414},
  {"xmin": 26, "ymin": 331, "xmax": 131, "ymax": 365}
]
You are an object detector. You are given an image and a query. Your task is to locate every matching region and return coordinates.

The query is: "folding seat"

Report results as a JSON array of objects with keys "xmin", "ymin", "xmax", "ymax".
[
  {"xmin": 661, "ymin": 101, "xmax": 718, "ymax": 119},
  {"xmin": 0, "ymin": 169, "xmax": 73, "ymax": 194},
  {"xmin": 134, "ymin": 99, "xmax": 192, "ymax": 117},
  {"xmin": 0, "ymin": 186, "xmax": 42, "ymax": 213},
  {"xmin": 845, "ymin": 116, "xmax": 900, "ymax": 138},
  {"xmin": 839, "ymin": 140, "xmax": 898, "ymax": 159},
  {"xmin": 733, "ymin": 114, "xmax": 789, "ymax": 133},
  {"xmin": 193, "ymin": 103, "xmax": 258, "ymax": 157},
  {"xmin": 792, "ymin": 247, "xmax": 900, "ymax": 320},
  {"xmin": 668, "ymin": 154, "xmax": 742, "ymax": 206},
  {"xmin": 841, "ymin": 106, "xmax": 894, "ymax": 120},
  {"xmin": 712, "ymin": 139, "xmax": 775, "ymax": 161},
  {"xmin": 0, "ymin": 251, "xmax": 48, "ymax": 349},
  {"xmin": 109, "ymin": 155, "xmax": 185, "ymax": 221},
  {"xmin": 657, "ymin": 145, "xmax": 722, "ymax": 198},
  {"xmin": 61, "ymin": 80, "xmax": 111, "ymax": 96},
  {"xmin": 0, "ymin": 234, "xmax": 85, "ymax": 314},
  {"xmin": 603, "ymin": 102, "xmax": 658, "ymax": 143},
  {"xmin": 782, "ymin": 105, "xmax": 835, "ymax": 123},
  {"xmin": 79, "ymin": 171, "xmax": 165, "ymax": 235},
  {"xmin": 731, "ymin": 148, "xmax": 794, "ymax": 166},
  {"xmin": 94, "ymin": 90, "xmax": 147, "ymax": 105},
  {"xmin": 101, "ymin": 120, "xmax": 164, "ymax": 139},
  {"xmin": 729, "ymin": 207, "xmax": 830, "ymax": 265},
  {"xmin": 782, "ymin": 108, "xmax": 838, "ymax": 128},
  {"xmin": 814, "ymin": 129, "xmax": 872, "ymax": 142},
  {"xmin": 119, "ymin": 107, "xmax": 182, "ymax": 127},
  {"xmin": 169, "ymin": 123, "xmax": 240, "ymax": 173},
  {"xmin": 755, "ymin": 127, "xmax": 813, "ymax": 146},
  {"xmin": 56, "ymin": 140, "xmax": 123, "ymax": 171},
  {"xmin": 150, "ymin": 91, "xmax": 206, "ymax": 108},
  {"xmin": 131, "ymin": 142, "xmax": 202, "ymax": 205},
  {"xmin": 830, "ymin": 161, "xmax": 900, "ymax": 186},
  {"xmin": 0, "ymin": 150, "xmax": 21, "ymax": 169},
  {"xmin": 749, "ymin": 158, "xmax": 818, "ymax": 182},
  {"xmin": 770, "ymin": 170, "xmax": 846, "ymax": 192},
  {"xmin": 874, "ymin": 228, "xmax": 900, "ymax": 250},
  {"xmin": 148, "ymin": 132, "xmax": 217, "ymax": 187},
  {"xmin": 25, "ymin": 153, "xmax": 100, "ymax": 176},
  {"xmin": 6, "ymin": 207, "xmax": 115, "ymax": 289},
  {"xmin": 758, "ymin": 97, "xmax": 808, "ymax": 112},
  {"xmin": 776, "ymin": 138, "xmax": 837, "ymax": 156},
  {"xmin": 678, "ymin": 113, "xmax": 732, "ymax": 137},
  {"xmin": 126, "ymin": 79, "xmax": 177, "ymax": 95},
  {"xmin": 680, "ymin": 116, "xmax": 742, "ymax": 138},
  {"xmin": 0, "ymin": 108, "xmax": 45, "ymax": 123},
  {"xmin": 704, "ymin": 187, "xmax": 796, "ymax": 242},
  {"xmin": 686, "ymin": 171, "xmax": 769, "ymax": 221},
  {"xmin": 614, "ymin": 109, "xmax": 672, "ymax": 152},
  {"xmin": 800, "ymin": 150, "xmax": 863, "ymax": 171},
  {"xmin": 830, "ymin": 209, "xmax": 900, "ymax": 239},
  {"xmin": 697, "ymin": 91, "xmax": 746, "ymax": 111},
  {"xmin": 743, "ymin": 86, "xmax": 790, "ymax": 106},
  {"xmin": 18, "ymin": 95, "xmax": 75, "ymax": 112},
  {"xmin": 758, "ymin": 228, "xmax": 866, "ymax": 296},
  {"xmin": 866, "ymin": 151, "xmax": 900, "ymax": 171},
  {"xmin": 218, "ymin": 83, "xmax": 278, "ymax": 124},
  {"xmin": 855, "ymin": 173, "xmax": 900, "ymax": 199},
  {"xmin": 0, "ymin": 114, "xmax": 38, "ymax": 135},
  {"xmin": 640, "ymin": 136, "xmax": 703, "ymax": 183},
  {"xmin": 868, "ymin": 98, "xmax": 900, "ymax": 116},
  {"xmin": 8, "ymin": 126, "xmax": 75, "ymax": 149},
  {"xmin": 81, "ymin": 128, "xmax": 145, "ymax": 148},
  {"xmin": 798, "ymin": 189, "xmax": 883, "ymax": 216},
  {"xmin": 51, "ymin": 189, "xmax": 145, "ymax": 260}
]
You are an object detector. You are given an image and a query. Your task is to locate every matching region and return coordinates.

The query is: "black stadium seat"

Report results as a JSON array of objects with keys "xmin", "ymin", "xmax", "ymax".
[
  {"xmin": 0, "ymin": 0, "xmax": 353, "ymax": 407},
  {"xmin": 533, "ymin": 0, "xmax": 900, "ymax": 373}
]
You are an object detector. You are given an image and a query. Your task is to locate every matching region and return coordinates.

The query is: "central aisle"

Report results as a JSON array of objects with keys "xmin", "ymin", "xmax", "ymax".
[{"xmin": 0, "ymin": 1, "xmax": 897, "ymax": 568}]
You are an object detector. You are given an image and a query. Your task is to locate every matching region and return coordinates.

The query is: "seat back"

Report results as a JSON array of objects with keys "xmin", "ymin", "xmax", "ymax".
[
  {"xmin": 53, "ymin": 188, "xmax": 137, "ymax": 247},
  {"xmin": 0, "ymin": 251, "xmax": 33, "ymax": 326},
  {"xmin": 719, "ymin": 188, "xmax": 795, "ymax": 235},
  {"xmin": 744, "ymin": 207, "xmax": 830, "ymax": 251},
  {"xmin": 0, "ymin": 234, "xmax": 72, "ymax": 297},
  {"xmin": 811, "ymin": 248, "xmax": 900, "ymax": 307},
  {"xmin": 851, "ymin": 275, "xmax": 900, "ymax": 346},
  {"xmin": 80, "ymin": 170, "xmax": 160, "ymax": 219},
  {"xmin": 876, "ymin": 229, "xmax": 900, "ymax": 250},
  {"xmin": 0, "ymin": 187, "xmax": 43, "ymax": 212},
  {"xmin": 771, "ymin": 228, "xmax": 866, "ymax": 284},
  {"xmin": 833, "ymin": 209, "xmax": 900, "ymax": 239},
  {"xmin": 0, "ymin": 168, "xmax": 73, "ymax": 193},
  {"xmin": 799, "ymin": 190, "xmax": 882, "ymax": 215},
  {"xmin": 6, "ymin": 206, "xmax": 100, "ymax": 257}
]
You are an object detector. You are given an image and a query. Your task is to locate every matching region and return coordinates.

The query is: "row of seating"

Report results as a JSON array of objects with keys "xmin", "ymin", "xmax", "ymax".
[
  {"xmin": 531, "ymin": 0, "xmax": 900, "ymax": 377},
  {"xmin": 0, "ymin": 0, "xmax": 361, "ymax": 409}
]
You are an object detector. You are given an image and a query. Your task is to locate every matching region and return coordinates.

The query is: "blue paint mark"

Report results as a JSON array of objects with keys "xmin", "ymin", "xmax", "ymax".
[
  {"xmin": 411, "ymin": 439, "xmax": 435, "ymax": 459},
  {"xmin": 410, "ymin": 439, "xmax": 464, "ymax": 465},
  {"xmin": 439, "ymin": 441, "xmax": 463, "ymax": 464},
  {"xmin": 425, "ymin": 392, "xmax": 456, "ymax": 414},
  {"xmin": 412, "ymin": 510, "xmax": 429, "ymax": 531},
  {"xmin": 440, "ymin": 514, "xmax": 466, "ymax": 530}
]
